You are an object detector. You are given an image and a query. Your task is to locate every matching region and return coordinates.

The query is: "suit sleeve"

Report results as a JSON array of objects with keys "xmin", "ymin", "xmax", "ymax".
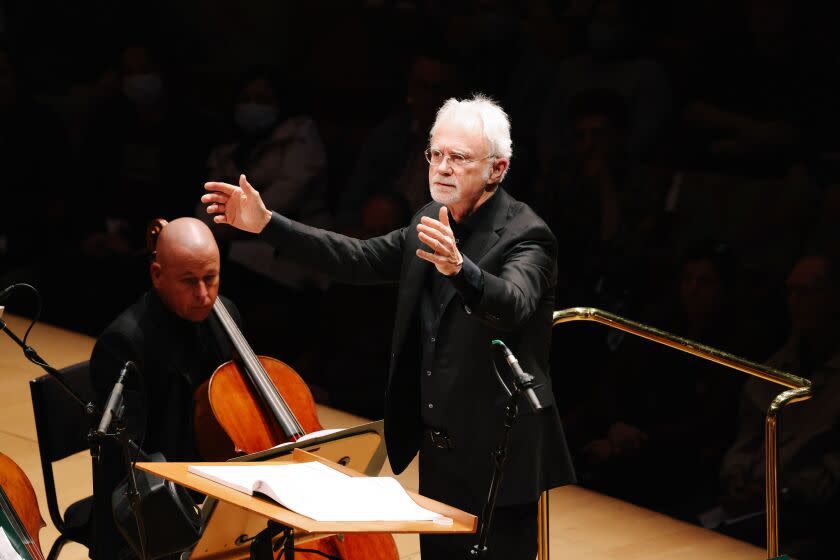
[
  {"xmin": 456, "ymin": 224, "xmax": 557, "ymax": 332},
  {"xmin": 260, "ymin": 212, "xmax": 405, "ymax": 285}
]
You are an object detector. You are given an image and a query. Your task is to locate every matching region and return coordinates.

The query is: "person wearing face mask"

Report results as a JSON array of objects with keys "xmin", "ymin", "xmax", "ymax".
[
  {"xmin": 74, "ymin": 43, "xmax": 213, "ymax": 333},
  {"xmin": 83, "ymin": 44, "xmax": 211, "ymax": 240},
  {"xmin": 204, "ymin": 67, "xmax": 330, "ymax": 359}
]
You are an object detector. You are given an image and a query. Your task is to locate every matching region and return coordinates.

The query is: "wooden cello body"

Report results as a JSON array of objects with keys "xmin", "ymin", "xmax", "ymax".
[
  {"xmin": 0, "ymin": 452, "xmax": 46, "ymax": 560},
  {"xmin": 194, "ymin": 301, "xmax": 399, "ymax": 560}
]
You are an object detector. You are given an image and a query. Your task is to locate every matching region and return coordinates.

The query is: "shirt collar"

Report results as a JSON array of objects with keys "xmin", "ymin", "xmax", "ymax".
[{"xmin": 452, "ymin": 187, "xmax": 502, "ymax": 237}]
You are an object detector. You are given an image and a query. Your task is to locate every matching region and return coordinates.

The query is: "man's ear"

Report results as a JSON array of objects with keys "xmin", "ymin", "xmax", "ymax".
[
  {"xmin": 150, "ymin": 261, "xmax": 162, "ymax": 289},
  {"xmin": 489, "ymin": 157, "xmax": 509, "ymax": 185}
]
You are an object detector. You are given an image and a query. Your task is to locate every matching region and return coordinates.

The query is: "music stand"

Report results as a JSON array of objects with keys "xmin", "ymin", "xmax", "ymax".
[
  {"xmin": 137, "ymin": 443, "xmax": 476, "ymax": 560},
  {"xmin": 189, "ymin": 420, "xmax": 394, "ymax": 558}
]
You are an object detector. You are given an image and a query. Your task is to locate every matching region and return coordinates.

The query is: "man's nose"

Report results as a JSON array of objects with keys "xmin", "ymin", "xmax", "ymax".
[
  {"xmin": 436, "ymin": 157, "xmax": 453, "ymax": 173},
  {"xmin": 196, "ymin": 282, "xmax": 210, "ymax": 300}
]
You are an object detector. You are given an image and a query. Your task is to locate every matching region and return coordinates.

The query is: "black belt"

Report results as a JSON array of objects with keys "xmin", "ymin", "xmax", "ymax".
[{"xmin": 425, "ymin": 428, "xmax": 454, "ymax": 449}]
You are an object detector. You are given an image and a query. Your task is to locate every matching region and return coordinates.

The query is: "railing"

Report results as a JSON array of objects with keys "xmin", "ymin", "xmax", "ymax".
[{"xmin": 539, "ymin": 307, "xmax": 812, "ymax": 560}]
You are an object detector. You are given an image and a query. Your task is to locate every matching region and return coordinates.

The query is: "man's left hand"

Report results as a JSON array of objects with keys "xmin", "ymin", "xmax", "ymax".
[{"xmin": 416, "ymin": 206, "xmax": 463, "ymax": 276}]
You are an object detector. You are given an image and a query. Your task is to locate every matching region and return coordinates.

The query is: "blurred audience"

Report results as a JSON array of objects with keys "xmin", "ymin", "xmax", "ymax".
[
  {"xmin": 205, "ymin": 66, "xmax": 329, "ymax": 359},
  {"xmin": 536, "ymin": 0, "xmax": 673, "ymax": 170},
  {"xmin": 713, "ymin": 254, "xmax": 840, "ymax": 558},
  {"xmin": 537, "ymin": 88, "xmax": 669, "ymax": 309},
  {"xmin": 81, "ymin": 43, "xmax": 211, "ymax": 254},
  {"xmin": 570, "ymin": 241, "xmax": 759, "ymax": 511},
  {"xmin": 337, "ymin": 52, "xmax": 460, "ymax": 229},
  {"xmin": 0, "ymin": 44, "xmax": 72, "ymax": 277}
]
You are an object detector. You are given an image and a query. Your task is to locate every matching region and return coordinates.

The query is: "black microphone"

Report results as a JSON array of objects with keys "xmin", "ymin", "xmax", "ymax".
[
  {"xmin": 97, "ymin": 361, "xmax": 136, "ymax": 435},
  {"xmin": 493, "ymin": 340, "xmax": 545, "ymax": 412}
]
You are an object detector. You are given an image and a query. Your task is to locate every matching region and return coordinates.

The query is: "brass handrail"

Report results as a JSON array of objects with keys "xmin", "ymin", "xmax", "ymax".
[{"xmin": 543, "ymin": 307, "xmax": 812, "ymax": 560}]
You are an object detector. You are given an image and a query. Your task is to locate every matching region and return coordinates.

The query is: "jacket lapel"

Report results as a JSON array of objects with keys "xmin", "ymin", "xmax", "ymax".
[
  {"xmin": 389, "ymin": 205, "xmax": 435, "ymax": 365},
  {"xmin": 389, "ymin": 190, "xmax": 514, "ymax": 366}
]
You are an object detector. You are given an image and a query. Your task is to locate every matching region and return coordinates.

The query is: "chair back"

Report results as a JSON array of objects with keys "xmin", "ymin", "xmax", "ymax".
[{"xmin": 29, "ymin": 361, "xmax": 95, "ymax": 529}]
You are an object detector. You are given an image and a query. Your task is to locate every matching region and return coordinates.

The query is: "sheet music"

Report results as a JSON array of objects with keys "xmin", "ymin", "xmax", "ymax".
[
  {"xmin": 0, "ymin": 528, "xmax": 23, "ymax": 560},
  {"xmin": 189, "ymin": 461, "xmax": 447, "ymax": 522}
]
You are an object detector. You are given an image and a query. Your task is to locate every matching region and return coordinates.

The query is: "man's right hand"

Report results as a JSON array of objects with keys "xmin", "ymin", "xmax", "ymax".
[{"xmin": 202, "ymin": 174, "xmax": 272, "ymax": 233}]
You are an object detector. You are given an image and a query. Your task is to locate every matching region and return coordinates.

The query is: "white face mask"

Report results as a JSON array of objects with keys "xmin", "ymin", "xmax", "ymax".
[
  {"xmin": 234, "ymin": 102, "xmax": 278, "ymax": 133},
  {"xmin": 122, "ymin": 73, "xmax": 163, "ymax": 106}
]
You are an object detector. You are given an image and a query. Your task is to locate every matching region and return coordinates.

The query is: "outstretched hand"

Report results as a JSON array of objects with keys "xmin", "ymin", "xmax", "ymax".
[
  {"xmin": 416, "ymin": 206, "xmax": 463, "ymax": 276},
  {"xmin": 202, "ymin": 174, "xmax": 272, "ymax": 233}
]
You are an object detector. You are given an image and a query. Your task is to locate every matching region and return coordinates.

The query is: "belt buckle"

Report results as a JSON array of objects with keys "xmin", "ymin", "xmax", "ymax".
[{"xmin": 429, "ymin": 429, "xmax": 453, "ymax": 449}]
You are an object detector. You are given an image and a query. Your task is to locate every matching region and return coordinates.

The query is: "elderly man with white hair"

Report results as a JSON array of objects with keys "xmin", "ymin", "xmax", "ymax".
[{"xmin": 202, "ymin": 94, "xmax": 575, "ymax": 559}]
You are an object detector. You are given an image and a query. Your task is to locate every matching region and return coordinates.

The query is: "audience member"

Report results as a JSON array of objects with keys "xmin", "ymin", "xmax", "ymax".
[
  {"xmin": 572, "ymin": 241, "xmax": 754, "ymax": 511},
  {"xmin": 205, "ymin": 66, "xmax": 329, "ymax": 358},
  {"xmin": 81, "ymin": 43, "xmax": 211, "ymax": 254},
  {"xmin": 672, "ymin": 0, "xmax": 838, "ymax": 176},
  {"xmin": 714, "ymin": 254, "xmax": 840, "ymax": 557},
  {"xmin": 536, "ymin": 0, "xmax": 673, "ymax": 168},
  {"xmin": 337, "ymin": 52, "xmax": 460, "ymax": 228},
  {"xmin": 537, "ymin": 88, "xmax": 669, "ymax": 308}
]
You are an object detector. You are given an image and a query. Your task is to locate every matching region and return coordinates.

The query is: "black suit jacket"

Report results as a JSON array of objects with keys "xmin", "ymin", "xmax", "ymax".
[{"xmin": 263, "ymin": 188, "xmax": 575, "ymax": 504}]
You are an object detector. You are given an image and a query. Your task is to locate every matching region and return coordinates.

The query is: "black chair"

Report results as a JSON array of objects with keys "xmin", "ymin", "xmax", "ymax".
[{"xmin": 30, "ymin": 361, "xmax": 95, "ymax": 560}]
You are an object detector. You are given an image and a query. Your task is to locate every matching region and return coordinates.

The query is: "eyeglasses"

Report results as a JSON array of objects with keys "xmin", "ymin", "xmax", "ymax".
[{"xmin": 424, "ymin": 148, "xmax": 495, "ymax": 168}]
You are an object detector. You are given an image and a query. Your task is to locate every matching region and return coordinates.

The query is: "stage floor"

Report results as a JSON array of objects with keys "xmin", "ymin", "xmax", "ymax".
[{"xmin": 0, "ymin": 312, "xmax": 765, "ymax": 559}]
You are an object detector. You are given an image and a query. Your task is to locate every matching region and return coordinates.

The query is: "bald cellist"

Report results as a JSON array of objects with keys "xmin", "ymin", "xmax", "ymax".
[{"xmin": 89, "ymin": 218, "xmax": 242, "ymax": 559}]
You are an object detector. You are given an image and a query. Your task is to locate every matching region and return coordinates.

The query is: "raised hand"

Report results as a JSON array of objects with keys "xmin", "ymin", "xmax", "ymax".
[
  {"xmin": 202, "ymin": 174, "xmax": 272, "ymax": 233},
  {"xmin": 416, "ymin": 206, "xmax": 463, "ymax": 276}
]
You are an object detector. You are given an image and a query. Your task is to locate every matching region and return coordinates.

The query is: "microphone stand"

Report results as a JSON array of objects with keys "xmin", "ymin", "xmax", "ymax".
[
  {"xmin": 469, "ymin": 389, "xmax": 520, "ymax": 559},
  {"xmin": 0, "ymin": 300, "xmax": 108, "ymax": 472},
  {"xmin": 100, "ymin": 410, "xmax": 151, "ymax": 560},
  {"xmin": 89, "ymin": 362, "xmax": 151, "ymax": 560},
  {"xmin": 0, "ymin": 286, "xmax": 151, "ymax": 559},
  {"xmin": 469, "ymin": 340, "xmax": 545, "ymax": 559},
  {"xmin": 0, "ymin": 313, "xmax": 97, "ymax": 417}
]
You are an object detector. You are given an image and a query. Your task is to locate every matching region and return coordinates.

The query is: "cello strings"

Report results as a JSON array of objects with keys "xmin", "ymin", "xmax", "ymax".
[{"xmin": 213, "ymin": 300, "xmax": 305, "ymax": 436}]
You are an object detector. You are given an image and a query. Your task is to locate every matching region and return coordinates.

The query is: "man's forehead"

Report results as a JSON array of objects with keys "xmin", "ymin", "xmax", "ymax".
[
  {"xmin": 431, "ymin": 117, "xmax": 486, "ymax": 151},
  {"xmin": 160, "ymin": 247, "xmax": 219, "ymax": 271}
]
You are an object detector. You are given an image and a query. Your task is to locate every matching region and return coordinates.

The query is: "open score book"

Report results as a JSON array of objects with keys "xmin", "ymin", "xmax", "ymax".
[{"xmin": 188, "ymin": 461, "xmax": 450, "ymax": 523}]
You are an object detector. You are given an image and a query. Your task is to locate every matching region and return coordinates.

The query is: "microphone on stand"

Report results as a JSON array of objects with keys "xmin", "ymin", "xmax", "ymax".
[
  {"xmin": 96, "ymin": 361, "xmax": 137, "ymax": 435},
  {"xmin": 492, "ymin": 340, "xmax": 545, "ymax": 413}
]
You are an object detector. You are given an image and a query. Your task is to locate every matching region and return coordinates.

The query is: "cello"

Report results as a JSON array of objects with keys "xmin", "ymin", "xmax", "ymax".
[
  {"xmin": 0, "ymin": 452, "xmax": 46, "ymax": 560},
  {"xmin": 146, "ymin": 219, "xmax": 398, "ymax": 560}
]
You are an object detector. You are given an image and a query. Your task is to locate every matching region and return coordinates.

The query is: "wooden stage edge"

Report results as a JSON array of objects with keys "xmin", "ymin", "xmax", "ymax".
[{"xmin": 0, "ymin": 313, "xmax": 765, "ymax": 559}]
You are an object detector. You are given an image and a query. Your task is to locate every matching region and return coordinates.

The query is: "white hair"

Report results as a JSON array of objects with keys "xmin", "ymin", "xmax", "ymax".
[{"xmin": 430, "ymin": 93, "xmax": 512, "ymax": 180}]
